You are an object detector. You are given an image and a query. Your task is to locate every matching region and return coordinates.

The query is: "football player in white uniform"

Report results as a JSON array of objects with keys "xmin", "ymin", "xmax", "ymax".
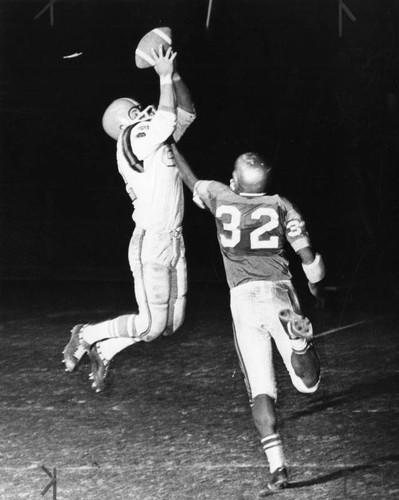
[
  {"xmin": 63, "ymin": 46, "xmax": 196, "ymax": 392},
  {"xmin": 171, "ymin": 145, "xmax": 324, "ymax": 494}
]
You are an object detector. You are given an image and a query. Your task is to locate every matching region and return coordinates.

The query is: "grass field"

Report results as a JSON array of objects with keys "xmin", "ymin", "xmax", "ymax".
[{"xmin": 1, "ymin": 280, "xmax": 398, "ymax": 499}]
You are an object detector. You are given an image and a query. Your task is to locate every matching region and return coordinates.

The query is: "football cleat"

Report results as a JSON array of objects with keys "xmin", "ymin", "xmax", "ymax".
[
  {"xmin": 259, "ymin": 466, "xmax": 288, "ymax": 496},
  {"xmin": 88, "ymin": 343, "xmax": 111, "ymax": 393},
  {"xmin": 62, "ymin": 324, "xmax": 90, "ymax": 372},
  {"xmin": 278, "ymin": 309, "xmax": 313, "ymax": 341}
]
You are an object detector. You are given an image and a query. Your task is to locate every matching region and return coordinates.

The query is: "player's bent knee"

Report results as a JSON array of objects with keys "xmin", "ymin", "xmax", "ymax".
[
  {"xmin": 140, "ymin": 322, "xmax": 167, "ymax": 342},
  {"xmin": 142, "ymin": 317, "xmax": 170, "ymax": 342}
]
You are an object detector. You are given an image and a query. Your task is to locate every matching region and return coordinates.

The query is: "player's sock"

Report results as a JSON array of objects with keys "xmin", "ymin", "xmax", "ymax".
[
  {"xmin": 290, "ymin": 337, "xmax": 309, "ymax": 354},
  {"xmin": 82, "ymin": 314, "xmax": 138, "ymax": 345},
  {"xmin": 261, "ymin": 433, "xmax": 285, "ymax": 473},
  {"xmin": 96, "ymin": 338, "xmax": 138, "ymax": 362}
]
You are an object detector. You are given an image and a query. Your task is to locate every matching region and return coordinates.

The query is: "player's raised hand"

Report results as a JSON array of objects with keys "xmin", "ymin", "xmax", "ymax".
[{"xmin": 151, "ymin": 45, "xmax": 177, "ymax": 77}]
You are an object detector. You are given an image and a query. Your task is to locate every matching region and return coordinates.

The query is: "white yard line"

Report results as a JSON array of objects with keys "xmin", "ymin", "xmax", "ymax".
[
  {"xmin": 315, "ymin": 314, "xmax": 396, "ymax": 339},
  {"xmin": 1, "ymin": 460, "xmax": 399, "ymax": 472}
]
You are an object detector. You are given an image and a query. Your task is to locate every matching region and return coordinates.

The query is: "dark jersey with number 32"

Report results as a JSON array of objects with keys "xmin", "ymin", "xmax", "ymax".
[{"xmin": 195, "ymin": 180, "xmax": 311, "ymax": 289}]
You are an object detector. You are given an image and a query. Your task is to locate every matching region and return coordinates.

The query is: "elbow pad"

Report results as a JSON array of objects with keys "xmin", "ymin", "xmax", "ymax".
[{"xmin": 302, "ymin": 253, "xmax": 326, "ymax": 283}]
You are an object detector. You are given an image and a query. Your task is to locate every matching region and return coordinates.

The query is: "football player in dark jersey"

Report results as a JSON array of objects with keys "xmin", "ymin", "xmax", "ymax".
[{"xmin": 171, "ymin": 145, "xmax": 325, "ymax": 494}]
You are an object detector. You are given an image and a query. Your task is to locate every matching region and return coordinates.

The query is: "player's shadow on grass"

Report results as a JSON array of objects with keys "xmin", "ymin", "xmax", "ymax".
[
  {"xmin": 286, "ymin": 372, "xmax": 399, "ymax": 420},
  {"xmin": 286, "ymin": 453, "xmax": 399, "ymax": 489}
]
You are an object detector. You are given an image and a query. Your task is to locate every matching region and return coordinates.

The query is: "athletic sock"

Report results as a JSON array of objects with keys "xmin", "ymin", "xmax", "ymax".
[
  {"xmin": 290, "ymin": 337, "xmax": 309, "ymax": 353},
  {"xmin": 82, "ymin": 314, "xmax": 137, "ymax": 345},
  {"xmin": 96, "ymin": 338, "xmax": 139, "ymax": 362},
  {"xmin": 261, "ymin": 433, "xmax": 285, "ymax": 473}
]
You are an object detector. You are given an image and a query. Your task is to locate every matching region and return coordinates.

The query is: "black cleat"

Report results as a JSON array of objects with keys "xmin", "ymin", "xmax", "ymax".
[
  {"xmin": 259, "ymin": 466, "xmax": 288, "ymax": 496},
  {"xmin": 279, "ymin": 309, "xmax": 313, "ymax": 341},
  {"xmin": 62, "ymin": 324, "xmax": 90, "ymax": 372}
]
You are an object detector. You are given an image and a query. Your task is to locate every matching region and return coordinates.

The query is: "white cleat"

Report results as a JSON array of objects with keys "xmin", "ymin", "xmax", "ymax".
[
  {"xmin": 88, "ymin": 343, "xmax": 111, "ymax": 393},
  {"xmin": 278, "ymin": 309, "xmax": 313, "ymax": 341}
]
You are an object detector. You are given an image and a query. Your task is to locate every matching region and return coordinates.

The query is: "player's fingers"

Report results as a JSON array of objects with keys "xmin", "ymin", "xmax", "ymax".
[
  {"xmin": 170, "ymin": 51, "xmax": 177, "ymax": 61},
  {"xmin": 150, "ymin": 47, "xmax": 159, "ymax": 60}
]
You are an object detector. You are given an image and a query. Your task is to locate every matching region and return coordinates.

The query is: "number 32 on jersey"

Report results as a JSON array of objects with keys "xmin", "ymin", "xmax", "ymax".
[{"xmin": 216, "ymin": 205, "xmax": 280, "ymax": 249}]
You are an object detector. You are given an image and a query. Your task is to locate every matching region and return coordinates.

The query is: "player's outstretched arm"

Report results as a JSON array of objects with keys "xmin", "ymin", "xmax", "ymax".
[
  {"xmin": 171, "ymin": 144, "xmax": 199, "ymax": 191},
  {"xmin": 173, "ymin": 72, "xmax": 195, "ymax": 114},
  {"xmin": 297, "ymin": 247, "xmax": 326, "ymax": 307},
  {"xmin": 151, "ymin": 45, "xmax": 177, "ymax": 114}
]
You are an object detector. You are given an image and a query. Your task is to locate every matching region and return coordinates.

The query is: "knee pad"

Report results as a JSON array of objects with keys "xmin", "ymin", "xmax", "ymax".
[{"xmin": 137, "ymin": 303, "xmax": 169, "ymax": 342}]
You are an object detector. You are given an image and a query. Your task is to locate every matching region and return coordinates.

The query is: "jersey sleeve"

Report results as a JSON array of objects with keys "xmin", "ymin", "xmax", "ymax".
[
  {"xmin": 281, "ymin": 198, "xmax": 311, "ymax": 251},
  {"xmin": 130, "ymin": 109, "xmax": 177, "ymax": 161},
  {"xmin": 173, "ymin": 107, "xmax": 196, "ymax": 143},
  {"xmin": 194, "ymin": 180, "xmax": 228, "ymax": 211}
]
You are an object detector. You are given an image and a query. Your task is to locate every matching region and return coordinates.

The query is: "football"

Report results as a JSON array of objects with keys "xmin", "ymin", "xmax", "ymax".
[{"xmin": 135, "ymin": 27, "xmax": 173, "ymax": 69}]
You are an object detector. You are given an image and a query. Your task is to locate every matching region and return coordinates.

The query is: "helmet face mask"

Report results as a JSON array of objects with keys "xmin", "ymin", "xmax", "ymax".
[
  {"xmin": 102, "ymin": 98, "xmax": 156, "ymax": 140},
  {"xmin": 129, "ymin": 104, "xmax": 156, "ymax": 125}
]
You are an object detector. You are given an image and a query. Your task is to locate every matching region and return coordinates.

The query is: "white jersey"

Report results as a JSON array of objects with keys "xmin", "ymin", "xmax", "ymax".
[{"xmin": 117, "ymin": 107, "xmax": 195, "ymax": 232}]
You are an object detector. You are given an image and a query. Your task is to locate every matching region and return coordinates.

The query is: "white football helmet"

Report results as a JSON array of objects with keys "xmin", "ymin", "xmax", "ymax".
[
  {"xmin": 230, "ymin": 152, "xmax": 272, "ymax": 194},
  {"xmin": 102, "ymin": 97, "xmax": 156, "ymax": 140}
]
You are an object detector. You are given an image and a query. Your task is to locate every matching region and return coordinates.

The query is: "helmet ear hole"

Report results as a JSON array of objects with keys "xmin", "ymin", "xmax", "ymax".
[
  {"xmin": 128, "ymin": 105, "xmax": 141, "ymax": 120},
  {"xmin": 102, "ymin": 98, "xmax": 139, "ymax": 140}
]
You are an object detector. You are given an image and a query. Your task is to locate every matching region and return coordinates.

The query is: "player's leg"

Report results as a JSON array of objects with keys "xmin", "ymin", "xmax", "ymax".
[
  {"xmin": 163, "ymin": 236, "xmax": 187, "ymax": 336},
  {"xmin": 272, "ymin": 281, "xmax": 320, "ymax": 392},
  {"xmin": 84, "ymin": 258, "xmax": 171, "ymax": 391},
  {"xmin": 87, "ymin": 232, "xmax": 176, "ymax": 390},
  {"xmin": 289, "ymin": 342, "xmax": 320, "ymax": 389},
  {"xmin": 84, "ymin": 235, "xmax": 185, "ymax": 391},
  {"xmin": 62, "ymin": 232, "xmax": 143, "ymax": 372},
  {"xmin": 251, "ymin": 393, "xmax": 287, "ymax": 491},
  {"xmin": 62, "ymin": 229, "xmax": 166, "ymax": 373},
  {"xmin": 231, "ymin": 281, "xmax": 288, "ymax": 491}
]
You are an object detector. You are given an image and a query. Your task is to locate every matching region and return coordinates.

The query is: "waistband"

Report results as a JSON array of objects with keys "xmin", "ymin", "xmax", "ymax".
[{"xmin": 135, "ymin": 226, "xmax": 183, "ymax": 238}]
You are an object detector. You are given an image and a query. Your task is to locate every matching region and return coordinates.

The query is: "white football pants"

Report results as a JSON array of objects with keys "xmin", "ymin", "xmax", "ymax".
[
  {"xmin": 85, "ymin": 227, "xmax": 187, "ymax": 362},
  {"xmin": 231, "ymin": 280, "xmax": 318, "ymax": 402},
  {"xmin": 128, "ymin": 226, "xmax": 187, "ymax": 341}
]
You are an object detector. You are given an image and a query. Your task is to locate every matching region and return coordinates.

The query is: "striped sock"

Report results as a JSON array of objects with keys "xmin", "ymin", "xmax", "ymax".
[
  {"xmin": 82, "ymin": 314, "xmax": 138, "ymax": 345},
  {"xmin": 261, "ymin": 433, "xmax": 285, "ymax": 473}
]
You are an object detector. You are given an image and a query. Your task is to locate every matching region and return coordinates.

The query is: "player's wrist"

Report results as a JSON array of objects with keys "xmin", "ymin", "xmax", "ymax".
[
  {"xmin": 160, "ymin": 74, "xmax": 173, "ymax": 85},
  {"xmin": 302, "ymin": 253, "xmax": 325, "ymax": 283}
]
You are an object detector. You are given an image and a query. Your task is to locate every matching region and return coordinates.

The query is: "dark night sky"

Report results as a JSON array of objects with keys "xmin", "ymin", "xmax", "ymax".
[{"xmin": 0, "ymin": 0, "xmax": 398, "ymax": 286}]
